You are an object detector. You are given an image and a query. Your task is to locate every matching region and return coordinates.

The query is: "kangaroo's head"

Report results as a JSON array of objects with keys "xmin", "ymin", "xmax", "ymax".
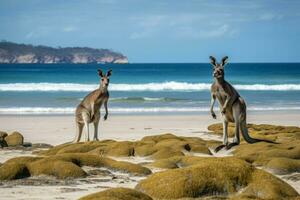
[
  {"xmin": 210, "ymin": 56, "xmax": 228, "ymax": 79},
  {"xmin": 98, "ymin": 69, "xmax": 112, "ymax": 88}
]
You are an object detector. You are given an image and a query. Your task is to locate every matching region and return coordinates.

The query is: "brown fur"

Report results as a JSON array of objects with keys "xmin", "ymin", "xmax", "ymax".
[{"xmin": 73, "ymin": 69, "xmax": 111, "ymax": 142}]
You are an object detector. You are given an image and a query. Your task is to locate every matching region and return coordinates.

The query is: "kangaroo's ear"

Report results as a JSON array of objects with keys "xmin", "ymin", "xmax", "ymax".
[
  {"xmin": 209, "ymin": 56, "xmax": 217, "ymax": 66},
  {"xmin": 221, "ymin": 56, "xmax": 229, "ymax": 67},
  {"xmin": 106, "ymin": 69, "xmax": 112, "ymax": 77},
  {"xmin": 98, "ymin": 69, "xmax": 104, "ymax": 77}
]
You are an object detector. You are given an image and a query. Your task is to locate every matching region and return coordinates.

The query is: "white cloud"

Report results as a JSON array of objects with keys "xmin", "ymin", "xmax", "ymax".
[
  {"xmin": 175, "ymin": 24, "xmax": 236, "ymax": 39},
  {"xmin": 259, "ymin": 13, "xmax": 283, "ymax": 21},
  {"xmin": 129, "ymin": 13, "xmax": 238, "ymax": 40},
  {"xmin": 62, "ymin": 26, "xmax": 78, "ymax": 32}
]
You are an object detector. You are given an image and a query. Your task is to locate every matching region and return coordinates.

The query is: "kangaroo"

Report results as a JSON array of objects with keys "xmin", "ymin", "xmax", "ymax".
[
  {"xmin": 209, "ymin": 56, "xmax": 275, "ymax": 152},
  {"xmin": 73, "ymin": 69, "xmax": 112, "ymax": 143}
]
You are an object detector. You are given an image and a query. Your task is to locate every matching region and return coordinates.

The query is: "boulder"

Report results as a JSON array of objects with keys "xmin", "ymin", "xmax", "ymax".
[
  {"xmin": 0, "ymin": 131, "xmax": 8, "ymax": 147},
  {"xmin": 4, "ymin": 131, "xmax": 24, "ymax": 146}
]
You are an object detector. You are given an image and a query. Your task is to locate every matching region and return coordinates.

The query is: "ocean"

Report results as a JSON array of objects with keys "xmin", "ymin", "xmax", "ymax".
[{"xmin": 0, "ymin": 63, "xmax": 300, "ymax": 115}]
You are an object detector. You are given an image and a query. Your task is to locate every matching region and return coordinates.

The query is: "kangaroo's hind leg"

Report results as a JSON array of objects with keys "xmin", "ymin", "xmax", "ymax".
[
  {"xmin": 226, "ymin": 105, "xmax": 240, "ymax": 150},
  {"xmin": 214, "ymin": 120, "xmax": 228, "ymax": 152},
  {"xmin": 73, "ymin": 122, "xmax": 84, "ymax": 143},
  {"xmin": 93, "ymin": 112, "xmax": 100, "ymax": 141},
  {"xmin": 82, "ymin": 112, "xmax": 90, "ymax": 142}
]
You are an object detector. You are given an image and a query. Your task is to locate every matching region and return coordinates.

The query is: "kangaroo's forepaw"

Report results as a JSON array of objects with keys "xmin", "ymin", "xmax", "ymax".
[
  {"xmin": 225, "ymin": 142, "xmax": 239, "ymax": 150},
  {"xmin": 214, "ymin": 144, "xmax": 226, "ymax": 153}
]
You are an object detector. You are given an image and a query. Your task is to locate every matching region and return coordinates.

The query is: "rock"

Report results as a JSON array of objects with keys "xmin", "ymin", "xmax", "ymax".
[
  {"xmin": 79, "ymin": 187, "xmax": 153, "ymax": 200},
  {"xmin": 0, "ymin": 131, "xmax": 8, "ymax": 138},
  {"xmin": 23, "ymin": 142, "xmax": 32, "ymax": 147},
  {"xmin": 136, "ymin": 157, "xmax": 299, "ymax": 200},
  {"xmin": 0, "ymin": 131, "xmax": 8, "ymax": 147},
  {"xmin": 4, "ymin": 132, "xmax": 24, "ymax": 146}
]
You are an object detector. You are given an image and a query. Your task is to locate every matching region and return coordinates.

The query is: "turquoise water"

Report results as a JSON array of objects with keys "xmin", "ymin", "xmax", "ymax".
[{"xmin": 0, "ymin": 63, "xmax": 300, "ymax": 114}]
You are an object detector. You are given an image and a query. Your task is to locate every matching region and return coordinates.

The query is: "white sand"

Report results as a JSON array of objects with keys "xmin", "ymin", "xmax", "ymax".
[{"xmin": 1, "ymin": 112, "xmax": 300, "ymax": 145}]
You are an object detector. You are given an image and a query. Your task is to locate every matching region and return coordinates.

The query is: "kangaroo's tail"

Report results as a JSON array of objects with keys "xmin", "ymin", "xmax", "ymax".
[
  {"xmin": 239, "ymin": 97, "xmax": 278, "ymax": 144},
  {"xmin": 240, "ymin": 120, "xmax": 278, "ymax": 144}
]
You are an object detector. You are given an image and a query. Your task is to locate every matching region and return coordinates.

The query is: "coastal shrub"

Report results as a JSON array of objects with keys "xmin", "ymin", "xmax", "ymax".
[
  {"xmin": 136, "ymin": 157, "xmax": 299, "ymax": 200},
  {"xmin": 79, "ymin": 187, "xmax": 153, "ymax": 200}
]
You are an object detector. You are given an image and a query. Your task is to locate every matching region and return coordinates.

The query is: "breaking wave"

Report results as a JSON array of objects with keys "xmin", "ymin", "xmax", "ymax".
[
  {"xmin": 1, "ymin": 106, "xmax": 300, "ymax": 114},
  {"xmin": 1, "ymin": 82, "xmax": 300, "ymax": 92}
]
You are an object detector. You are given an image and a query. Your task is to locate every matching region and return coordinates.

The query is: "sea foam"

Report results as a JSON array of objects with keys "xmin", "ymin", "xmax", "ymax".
[
  {"xmin": 1, "ymin": 106, "xmax": 300, "ymax": 114},
  {"xmin": 1, "ymin": 82, "xmax": 300, "ymax": 92}
]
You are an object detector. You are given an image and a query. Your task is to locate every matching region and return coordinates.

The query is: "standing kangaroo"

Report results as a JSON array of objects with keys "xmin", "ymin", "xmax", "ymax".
[
  {"xmin": 209, "ymin": 56, "xmax": 275, "ymax": 152},
  {"xmin": 73, "ymin": 69, "xmax": 112, "ymax": 143}
]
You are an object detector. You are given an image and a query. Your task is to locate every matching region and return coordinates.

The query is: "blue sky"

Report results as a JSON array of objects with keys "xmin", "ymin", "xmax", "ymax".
[{"xmin": 0, "ymin": 0, "xmax": 300, "ymax": 63}]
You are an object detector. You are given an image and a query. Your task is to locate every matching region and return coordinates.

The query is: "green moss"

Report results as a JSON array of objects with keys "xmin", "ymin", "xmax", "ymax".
[
  {"xmin": 0, "ymin": 153, "xmax": 151, "ymax": 180},
  {"xmin": 233, "ymin": 140, "xmax": 300, "ymax": 167},
  {"xmin": 107, "ymin": 141, "xmax": 135, "ymax": 157},
  {"xmin": 238, "ymin": 169, "xmax": 298, "ymax": 200},
  {"xmin": 150, "ymin": 147, "xmax": 184, "ymax": 160},
  {"xmin": 134, "ymin": 142, "xmax": 157, "ymax": 157},
  {"xmin": 265, "ymin": 157, "xmax": 300, "ymax": 175},
  {"xmin": 38, "ymin": 133, "xmax": 213, "ymax": 159},
  {"xmin": 150, "ymin": 156, "xmax": 206, "ymax": 169},
  {"xmin": 28, "ymin": 160, "xmax": 87, "ymax": 179},
  {"xmin": 0, "ymin": 162, "xmax": 30, "ymax": 180},
  {"xmin": 141, "ymin": 133, "xmax": 181, "ymax": 143},
  {"xmin": 79, "ymin": 188, "xmax": 153, "ymax": 200},
  {"xmin": 137, "ymin": 157, "xmax": 298, "ymax": 200},
  {"xmin": 207, "ymin": 123, "xmax": 300, "ymax": 143},
  {"xmin": 137, "ymin": 157, "xmax": 253, "ymax": 199}
]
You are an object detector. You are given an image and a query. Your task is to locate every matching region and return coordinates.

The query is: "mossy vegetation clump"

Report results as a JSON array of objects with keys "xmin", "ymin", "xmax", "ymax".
[
  {"xmin": 0, "ymin": 153, "xmax": 151, "ymax": 180},
  {"xmin": 265, "ymin": 157, "xmax": 300, "ymax": 175},
  {"xmin": 37, "ymin": 133, "xmax": 213, "ymax": 159},
  {"xmin": 208, "ymin": 123, "xmax": 300, "ymax": 175},
  {"xmin": 79, "ymin": 187, "xmax": 153, "ymax": 200},
  {"xmin": 207, "ymin": 123, "xmax": 300, "ymax": 143},
  {"xmin": 136, "ymin": 157, "xmax": 299, "ymax": 200}
]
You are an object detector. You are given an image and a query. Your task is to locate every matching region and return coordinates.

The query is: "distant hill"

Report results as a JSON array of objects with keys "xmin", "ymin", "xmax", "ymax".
[{"xmin": 0, "ymin": 41, "xmax": 128, "ymax": 64}]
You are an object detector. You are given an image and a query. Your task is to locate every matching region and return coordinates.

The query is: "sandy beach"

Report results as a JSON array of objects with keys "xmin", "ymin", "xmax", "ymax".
[{"xmin": 1, "ymin": 111, "xmax": 300, "ymax": 145}]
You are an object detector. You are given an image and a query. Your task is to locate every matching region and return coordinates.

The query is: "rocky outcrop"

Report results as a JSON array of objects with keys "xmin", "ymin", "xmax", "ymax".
[{"xmin": 0, "ymin": 41, "xmax": 128, "ymax": 64}]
